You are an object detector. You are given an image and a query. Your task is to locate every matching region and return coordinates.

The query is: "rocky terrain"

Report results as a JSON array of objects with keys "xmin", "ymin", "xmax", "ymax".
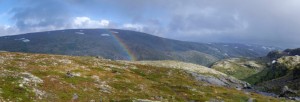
[
  {"xmin": 211, "ymin": 48, "xmax": 300, "ymax": 100},
  {"xmin": 0, "ymin": 52, "xmax": 284, "ymax": 102},
  {"xmin": 256, "ymin": 56, "xmax": 300, "ymax": 97},
  {"xmin": 132, "ymin": 60, "xmax": 248, "ymax": 89}
]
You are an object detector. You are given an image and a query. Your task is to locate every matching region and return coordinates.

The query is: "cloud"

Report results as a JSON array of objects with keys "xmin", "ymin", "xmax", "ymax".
[
  {"xmin": 1, "ymin": 0, "xmax": 300, "ymax": 48},
  {"xmin": 72, "ymin": 17, "xmax": 110, "ymax": 28},
  {"xmin": 122, "ymin": 23, "xmax": 144, "ymax": 32},
  {"xmin": 0, "ymin": 25, "xmax": 19, "ymax": 35},
  {"xmin": 9, "ymin": 0, "xmax": 71, "ymax": 32}
]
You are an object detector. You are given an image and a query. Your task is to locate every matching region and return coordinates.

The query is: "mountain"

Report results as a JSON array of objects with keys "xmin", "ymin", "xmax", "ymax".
[
  {"xmin": 211, "ymin": 48, "xmax": 300, "ymax": 99},
  {"xmin": 0, "ymin": 29, "xmax": 279, "ymax": 66},
  {"xmin": 0, "ymin": 52, "xmax": 283, "ymax": 101}
]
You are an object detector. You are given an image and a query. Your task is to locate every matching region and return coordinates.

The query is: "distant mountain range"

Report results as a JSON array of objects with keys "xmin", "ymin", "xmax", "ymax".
[{"xmin": 0, "ymin": 29, "xmax": 280, "ymax": 66}]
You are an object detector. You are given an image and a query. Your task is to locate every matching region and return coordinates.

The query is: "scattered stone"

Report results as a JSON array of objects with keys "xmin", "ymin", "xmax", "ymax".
[
  {"xmin": 243, "ymin": 83, "xmax": 252, "ymax": 89},
  {"xmin": 95, "ymin": 56, "xmax": 104, "ymax": 59},
  {"xmin": 91, "ymin": 75, "xmax": 100, "ymax": 82},
  {"xmin": 133, "ymin": 99, "xmax": 160, "ymax": 102},
  {"xmin": 209, "ymin": 98, "xmax": 224, "ymax": 102},
  {"xmin": 247, "ymin": 98, "xmax": 255, "ymax": 102},
  {"xmin": 19, "ymin": 83, "xmax": 24, "ymax": 87},
  {"xmin": 95, "ymin": 81, "xmax": 112, "ymax": 93},
  {"xmin": 72, "ymin": 93, "xmax": 79, "ymax": 101},
  {"xmin": 66, "ymin": 71, "xmax": 74, "ymax": 77},
  {"xmin": 20, "ymin": 72, "xmax": 43, "ymax": 87},
  {"xmin": 33, "ymin": 88, "xmax": 46, "ymax": 99},
  {"xmin": 58, "ymin": 59, "xmax": 72, "ymax": 64},
  {"xmin": 73, "ymin": 72, "xmax": 81, "ymax": 77}
]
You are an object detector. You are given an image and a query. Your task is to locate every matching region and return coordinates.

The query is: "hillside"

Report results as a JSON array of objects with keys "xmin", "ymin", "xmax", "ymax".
[
  {"xmin": 0, "ymin": 52, "xmax": 283, "ymax": 102},
  {"xmin": 0, "ymin": 29, "xmax": 279, "ymax": 66},
  {"xmin": 255, "ymin": 56, "xmax": 300, "ymax": 97},
  {"xmin": 211, "ymin": 48, "xmax": 300, "ymax": 100},
  {"xmin": 211, "ymin": 58, "xmax": 266, "ymax": 80}
]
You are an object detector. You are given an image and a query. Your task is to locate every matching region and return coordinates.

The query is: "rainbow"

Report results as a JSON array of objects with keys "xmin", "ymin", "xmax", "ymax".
[{"xmin": 107, "ymin": 29, "xmax": 137, "ymax": 61}]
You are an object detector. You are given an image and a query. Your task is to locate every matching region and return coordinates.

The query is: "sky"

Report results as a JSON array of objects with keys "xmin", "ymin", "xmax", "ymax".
[{"xmin": 0, "ymin": 0, "xmax": 300, "ymax": 48}]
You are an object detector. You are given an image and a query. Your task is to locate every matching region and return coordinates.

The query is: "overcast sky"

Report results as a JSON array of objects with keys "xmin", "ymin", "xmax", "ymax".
[{"xmin": 0, "ymin": 0, "xmax": 299, "ymax": 48}]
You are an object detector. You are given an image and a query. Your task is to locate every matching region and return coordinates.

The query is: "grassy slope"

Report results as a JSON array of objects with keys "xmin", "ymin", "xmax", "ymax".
[
  {"xmin": 211, "ymin": 58, "xmax": 266, "ymax": 81},
  {"xmin": 0, "ymin": 52, "xmax": 283, "ymax": 102}
]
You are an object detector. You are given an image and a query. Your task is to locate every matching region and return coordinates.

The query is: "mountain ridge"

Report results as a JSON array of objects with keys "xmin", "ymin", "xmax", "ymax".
[{"xmin": 0, "ymin": 28, "xmax": 280, "ymax": 66}]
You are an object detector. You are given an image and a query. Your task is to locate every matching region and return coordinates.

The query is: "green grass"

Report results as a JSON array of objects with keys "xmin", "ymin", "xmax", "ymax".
[
  {"xmin": 62, "ymin": 76, "xmax": 93, "ymax": 84},
  {"xmin": 211, "ymin": 58, "xmax": 267, "ymax": 84},
  {"xmin": 0, "ymin": 76, "xmax": 35, "ymax": 102},
  {"xmin": 0, "ymin": 52, "xmax": 287, "ymax": 101}
]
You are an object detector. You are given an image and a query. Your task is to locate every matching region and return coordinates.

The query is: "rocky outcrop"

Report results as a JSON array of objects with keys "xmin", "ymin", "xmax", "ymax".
[
  {"xmin": 190, "ymin": 72, "xmax": 249, "ymax": 89},
  {"xmin": 134, "ymin": 60, "xmax": 249, "ymax": 89}
]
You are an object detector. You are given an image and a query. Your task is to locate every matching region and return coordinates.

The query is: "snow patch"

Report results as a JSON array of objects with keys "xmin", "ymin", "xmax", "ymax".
[
  {"xmin": 22, "ymin": 39, "xmax": 30, "ymax": 42},
  {"xmin": 234, "ymin": 47, "xmax": 238, "ymax": 49},
  {"xmin": 15, "ymin": 38, "xmax": 30, "ymax": 42},
  {"xmin": 212, "ymin": 48, "xmax": 221, "ymax": 52},
  {"xmin": 101, "ymin": 34, "xmax": 110, "ymax": 36},
  {"xmin": 262, "ymin": 46, "xmax": 275, "ymax": 50},
  {"xmin": 111, "ymin": 31, "xmax": 119, "ymax": 34},
  {"xmin": 75, "ymin": 32, "xmax": 85, "ymax": 35},
  {"xmin": 272, "ymin": 60, "xmax": 277, "ymax": 64}
]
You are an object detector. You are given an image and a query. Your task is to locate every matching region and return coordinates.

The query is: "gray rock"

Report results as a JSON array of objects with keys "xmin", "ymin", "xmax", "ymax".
[
  {"xmin": 72, "ymin": 93, "xmax": 78, "ymax": 100},
  {"xmin": 247, "ymin": 98, "xmax": 255, "ymax": 102},
  {"xmin": 133, "ymin": 99, "xmax": 160, "ymax": 102},
  {"xmin": 209, "ymin": 98, "xmax": 224, "ymax": 102},
  {"xmin": 190, "ymin": 72, "xmax": 247, "ymax": 89},
  {"xmin": 66, "ymin": 71, "xmax": 74, "ymax": 77}
]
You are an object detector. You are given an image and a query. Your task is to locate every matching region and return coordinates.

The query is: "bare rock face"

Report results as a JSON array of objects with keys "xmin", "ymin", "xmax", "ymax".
[{"xmin": 190, "ymin": 72, "xmax": 249, "ymax": 89}]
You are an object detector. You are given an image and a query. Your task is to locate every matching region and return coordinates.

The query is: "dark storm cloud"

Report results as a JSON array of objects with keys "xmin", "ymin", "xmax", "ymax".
[
  {"xmin": 3, "ymin": 0, "xmax": 300, "ymax": 48},
  {"xmin": 9, "ymin": 0, "xmax": 71, "ymax": 31}
]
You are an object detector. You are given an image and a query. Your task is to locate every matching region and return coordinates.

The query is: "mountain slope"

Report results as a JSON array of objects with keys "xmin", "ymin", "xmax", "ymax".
[
  {"xmin": 0, "ymin": 29, "xmax": 279, "ymax": 66},
  {"xmin": 211, "ymin": 58, "xmax": 266, "ymax": 81},
  {"xmin": 211, "ymin": 48, "xmax": 300, "ymax": 99},
  {"xmin": 255, "ymin": 56, "xmax": 300, "ymax": 97},
  {"xmin": 0, "ymin": 52, "xmax": 283, "ymax": 101}
]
